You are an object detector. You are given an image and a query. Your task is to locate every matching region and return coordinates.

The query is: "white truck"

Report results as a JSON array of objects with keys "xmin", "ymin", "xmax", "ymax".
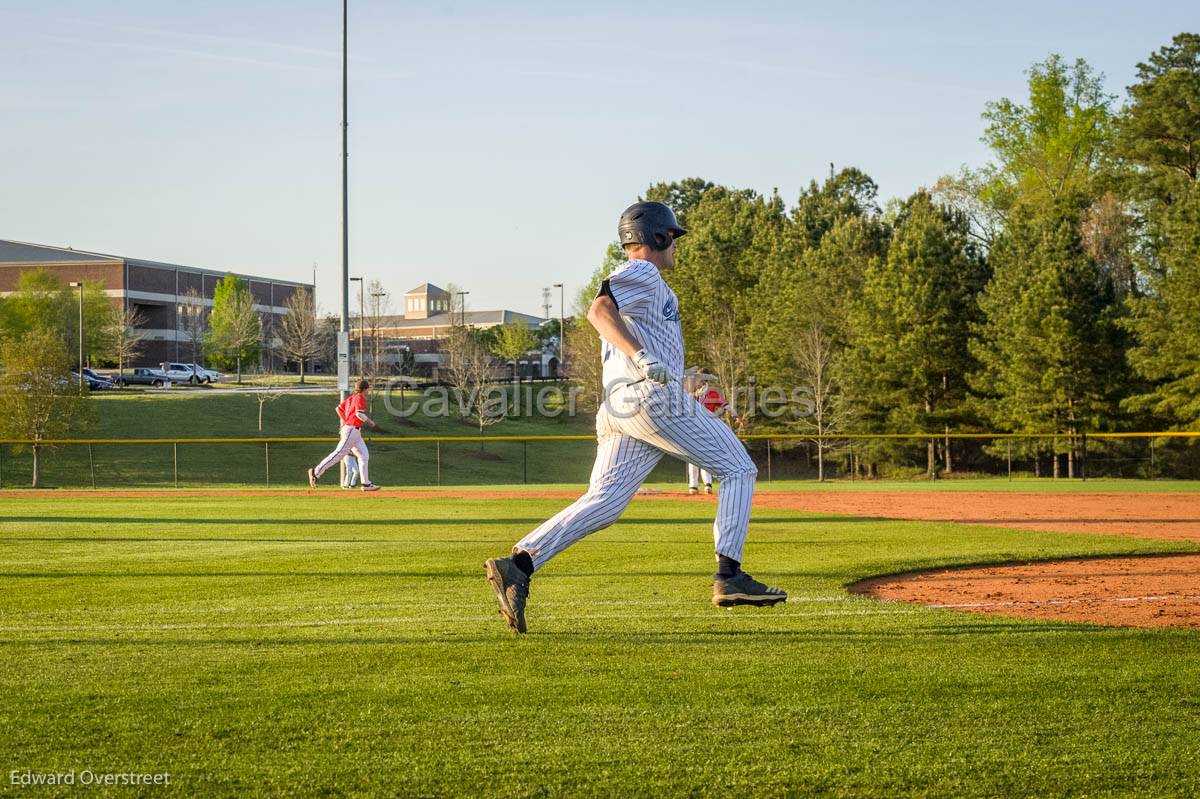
[{"xmin": 160, "ymin": 362, "xmax": 221, "ymax": 384}]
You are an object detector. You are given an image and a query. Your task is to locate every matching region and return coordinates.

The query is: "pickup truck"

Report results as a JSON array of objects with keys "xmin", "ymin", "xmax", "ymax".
[
  {"xmin": 188, "ymin": 363, "xmax": 222, "ymax": 383},
  {"xmin": 114, "ymin": 368, "xmax": 172, "ymax": 388}
]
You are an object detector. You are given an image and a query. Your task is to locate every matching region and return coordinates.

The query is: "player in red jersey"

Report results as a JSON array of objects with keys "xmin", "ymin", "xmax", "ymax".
[
  {"xmin": 308, "ymin": 379, "xmax": 380, "ymax": 492},
  {"xmin": 686, "ymin": 379, "xmax": 743, "ymax": 494}
]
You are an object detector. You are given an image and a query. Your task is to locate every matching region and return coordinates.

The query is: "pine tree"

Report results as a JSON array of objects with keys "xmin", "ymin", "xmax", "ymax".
[
  {"xmin": 1124, "ymin": 194, "xmax": 1200, "ymax": 427},
  {"xmin": 970, "ymin": 197, "xmax": 1124, "ymax": 476},
  {"xmin": 665, "ymin": 187, "xmax": 787, "ymax": 371},
  {"xmin": 747, "ymin": 170, "xmax": 887, "ymax": 390},
  {"xmin": 842, "ymin": 192, "xmax": 987, "ymax": 478},
  {"xmin": 1118, "ymin": 34, "xmax": 1200, "ymax": 429}
]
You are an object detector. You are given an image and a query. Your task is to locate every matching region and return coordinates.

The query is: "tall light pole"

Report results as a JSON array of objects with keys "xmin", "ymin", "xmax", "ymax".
[
  {"xmin": 339, "ymin": 0, "xmax": 350, "ymax": 402},
  {"xmin": 457, "ymin": 291, "xmax": 469, "ymax": 326},
  {"xmin": 350, "ymin": 276, "xmax": 364, "ymax": 376},
  {"xmin": 552, "ymin": 282, "xmax": 564, "ymax": 371},
  {"xmin": 69, "ymin": 281, "xmax": 84, "ymax": 391}
]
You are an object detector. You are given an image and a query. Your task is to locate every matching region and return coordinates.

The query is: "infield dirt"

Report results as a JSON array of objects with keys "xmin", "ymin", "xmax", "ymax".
[{"xmin": 752, "ymin": 490, "xmax": 1200, "ymax": 628}]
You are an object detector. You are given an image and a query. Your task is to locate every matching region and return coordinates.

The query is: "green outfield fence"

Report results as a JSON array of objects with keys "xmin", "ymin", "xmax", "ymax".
[{"xmin": 0, "ymin": 431, "xmax": 1197, "ymax": 488}]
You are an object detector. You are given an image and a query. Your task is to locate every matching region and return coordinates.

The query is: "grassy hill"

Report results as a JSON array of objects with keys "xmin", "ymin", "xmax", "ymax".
[
  {"xmin": 10, "ymin": 390, "xmax": 1191, "ymax": 490},
  {"xmin": 89, "ymin": 387, "xmax": 589, "ymax": 440},
  {"xmin": 1, "ymin": 387, "xmax": 696, "ymax": 488}
]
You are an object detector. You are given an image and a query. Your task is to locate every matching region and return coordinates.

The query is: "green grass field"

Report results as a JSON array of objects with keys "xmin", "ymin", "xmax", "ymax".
[{"xmin": 2, "ymin": 491, "xmax": 1198, "ymax": 797}]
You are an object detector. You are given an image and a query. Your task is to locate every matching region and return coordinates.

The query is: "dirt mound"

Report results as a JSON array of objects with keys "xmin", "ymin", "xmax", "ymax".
[{"xmin": 850, "ymin": 554, "xmax": 1200, "ymax": 628}]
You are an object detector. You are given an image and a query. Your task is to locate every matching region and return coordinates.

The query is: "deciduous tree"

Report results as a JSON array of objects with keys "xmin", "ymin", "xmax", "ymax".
[
  {"xmin": 0, "ymin": 269, "xmax": 114, "ymax": 364},
  {"xmin": 0, "ymin": 331, "xmax": 93, "ymax": 487},
  {"xmin": 177, "ymin": 288, "xmax": 208, "ymax": 369},
  {"xmin": 206, "ymin": 274, "xmax": 262, "ymax": 383},
  {"xmin": 792, "ymin": 323, "xmax": 846, "ymax": 481},
  {"xmin": 443, "ymin": 325, "xmax": 505, "ymax": 437},
  {"xmin": 491, "ymin": 321, "xmax": 537, "ymax": 382},
  {"xmin": 981, "ymin": 55, "xmax": 1114, "ymax": 207},
  {"xmin": 277, "ymin": 288, "xmax": 321, "ymax": 383},
  {"xmin": 106, "ymin": 304, "xmax": 147, "ymax": 375},
  {"xmin": 363, "ymin": 280, "xmax": 391, "ymax": 378},
  {"xmin": 702, "ymin": 306, "xmax": 751, "ymax": 425}
]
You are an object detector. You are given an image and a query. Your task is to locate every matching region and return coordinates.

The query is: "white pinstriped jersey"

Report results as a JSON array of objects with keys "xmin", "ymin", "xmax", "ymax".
[
  {"xmin": 514, "ymin": 264, "xmax": 758, "ymax": 570},
  {"xmin": 599, "ymin": 259, "xmax": 684, "ymax": 394}
]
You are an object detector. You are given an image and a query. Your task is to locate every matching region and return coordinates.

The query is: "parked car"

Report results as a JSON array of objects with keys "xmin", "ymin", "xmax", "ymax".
[
  {"xmin": 114, "ymin": 368, "xmax": 172, "ymax": 388},
  {"xmin": 159, "ymin": 362, "xmax": 216, "ymax": 384},
  {"xmin": 80, "ymin": 368, "xmax": 115, "ymax": 389},
  {"xmin": 70, "ymin": 370, "xmax": 114, "ymax": 390}
]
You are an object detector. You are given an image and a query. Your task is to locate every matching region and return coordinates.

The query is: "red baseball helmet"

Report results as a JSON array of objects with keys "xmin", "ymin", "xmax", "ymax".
[{"xmin": 701, "ymin": 386, "xmax": 726, "ymax": 413}]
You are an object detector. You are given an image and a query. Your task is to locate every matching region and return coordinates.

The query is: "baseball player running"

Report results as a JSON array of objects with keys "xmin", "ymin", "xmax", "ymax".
[
  {"xmin": 687, "ymin": 462, "xmax": 713, "ymax": 495},
  {"xmin": 686, "ymin": 379, "xmax": 725, "ymax": 494},
  {"xmin": 342, "ymin": 453, "xmax": 361, "ymax": 490},
  {"xmin": 485, "ymin": 201, "xmax": 786, "ymax": 634},
  {"xmin": 308, "ymin": 379, "xmax": 380, "ymax": 492}
]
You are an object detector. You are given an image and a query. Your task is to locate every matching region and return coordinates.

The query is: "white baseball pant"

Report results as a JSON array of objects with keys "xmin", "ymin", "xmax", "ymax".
[
  {"xmin": 342, "ymin": 454, "xmax": 361, "ymax": 487},
  {"xmin": 687, "ymin": 463, "xmax": 713, "ymax": 489},
  {"xmin": 315, "ymin": 425, "xmax": 370, "ymax": 484},
  {"xmin": 515, "ymin": 381, "xmax": 756, "ymax": 569}
]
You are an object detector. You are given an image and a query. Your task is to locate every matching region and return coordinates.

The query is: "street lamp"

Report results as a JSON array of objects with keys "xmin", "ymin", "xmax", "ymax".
[
  {"xmin": 456, "ymin": 291, "xmax": 469, "ymax": 326},
  {"xmin": 349, "ymin": 276, "xmax": 364, "ymax": 376},
  {"xmin": 552, "ymin": 282, "xmax": 564, "ymax": 371},
  {"xmin": 68, "ymin": 281, "xmax": 84, "ymax": 391}
]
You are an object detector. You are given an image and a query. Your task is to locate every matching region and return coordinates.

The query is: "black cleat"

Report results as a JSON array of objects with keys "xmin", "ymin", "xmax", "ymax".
[
  {"xmin": 713, "ymin": 571, "xmax": 787, "ymax": 608},
  {"xmin": 485, "ymin": 556, "xmax": 530, "ymax": 634}
]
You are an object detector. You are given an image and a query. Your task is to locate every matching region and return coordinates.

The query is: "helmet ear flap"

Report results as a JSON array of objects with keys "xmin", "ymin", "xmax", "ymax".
[{"xmin": 653, "ymin": 231, "xmax": 670, "ymax": 250}]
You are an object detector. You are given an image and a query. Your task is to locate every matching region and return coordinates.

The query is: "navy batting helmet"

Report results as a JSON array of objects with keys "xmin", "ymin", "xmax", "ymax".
[{"xmin": 617, "ymin": 202, "xmax": 687, "ymax": 251}]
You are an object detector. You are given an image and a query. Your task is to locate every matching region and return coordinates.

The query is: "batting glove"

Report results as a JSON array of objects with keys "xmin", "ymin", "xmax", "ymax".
[{"xmin": 632, "ymin": 349, "xmax": 669, "ymax": 385}]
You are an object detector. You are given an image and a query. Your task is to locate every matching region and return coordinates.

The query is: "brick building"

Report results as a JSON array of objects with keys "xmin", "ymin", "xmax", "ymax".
[
  {"xmin": 0, "ymin": 239, "xmax": 313, "ymax": 369},
  {"xmin": 364, "ymin": 283, "xmax": 555, "ymax": 377}
]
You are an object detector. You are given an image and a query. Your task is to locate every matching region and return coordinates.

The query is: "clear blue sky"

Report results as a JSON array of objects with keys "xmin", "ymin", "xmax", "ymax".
[{"xmin": 2, "ymin": 2, "xmax": 1194, "ymax": 317}]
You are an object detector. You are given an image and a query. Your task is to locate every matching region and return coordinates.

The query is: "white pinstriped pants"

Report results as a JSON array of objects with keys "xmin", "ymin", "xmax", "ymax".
[{"xmin": 515, "ymin": 381, "xmax": 756, "ymax": 570}]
